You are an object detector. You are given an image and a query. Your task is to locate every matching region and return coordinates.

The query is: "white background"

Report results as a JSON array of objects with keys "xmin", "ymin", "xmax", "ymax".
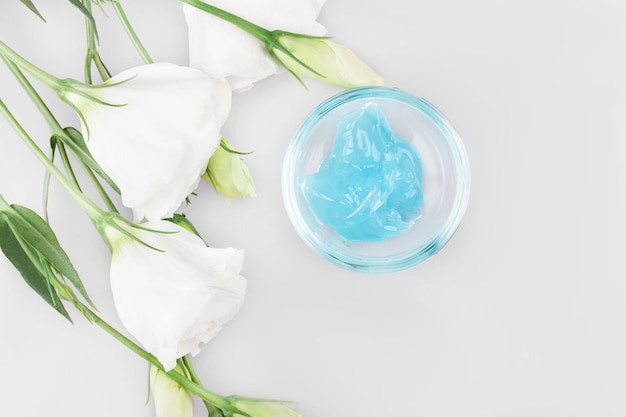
[{"xmin": 1, "ymin": 0, "xmax": 626, "ymax": 416}]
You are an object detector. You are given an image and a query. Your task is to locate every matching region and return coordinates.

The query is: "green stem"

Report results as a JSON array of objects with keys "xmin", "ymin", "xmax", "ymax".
[
  {"xmin": 180, "ymin": 0, "xmax": 271, "ymax": 41},
  {"xmin": 0, "ymin": 41, "xmax": 63, "ymax": 91},
  {"xmin": 93, "ymin": 314, "xmax": 229, "ymax": 409},
  {"xmin": 53, "ymin": 281, "xmax": 230, "ymax": 409},
  {"xmin": 181, "ymin": 355, "xmax": 202, "ymax": 385},
  {"xmin": 2, "ymin": 57, "xmax": 117, "ymax": 212},
  {"xmin": 1, "ymin": 57, "xmax": 64, "ymax": 136},
  {"xmin": 0, "ymin": 100, "xmax": 102, "ymax": 221},
  {"xmin": 43, "ymin": 274, "xmax": 232, "ymax": 409},
  {"xmin": 181, "ymin": 356, "xmax": 222, "ymax": 415},
  {"xmin": 80, "ymin": 161, "xmax": 120, "ymax": 213},
  {"xmin": 0, "ymin": 41, "xmax": 98, "ymax": 106},
  {"xmin": 110, "ymin": 0, "xmax": 153, "ymax": 64},
  {"xmin": 57, "ymin": 143, "xmax": 83, "ymax": 193},
  {"xmin": 83, "ymin": 0, "xmax": 95, "ymax": 83},
  {"xmin": 91, "ymin": 50, "xmax": 111, "ymax": 82},
  {"xmin": 3, "ymin": 58, "xmax": 119, "ymax": 213},
  {"xmin": 83, "ymin": 0, "xmax": 110, "ymax": 82}
]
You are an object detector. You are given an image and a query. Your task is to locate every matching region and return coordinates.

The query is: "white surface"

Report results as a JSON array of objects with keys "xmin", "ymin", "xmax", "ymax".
[{"xmin": 1, "ymin": 1, "xmax": 626, "ymax": 416}]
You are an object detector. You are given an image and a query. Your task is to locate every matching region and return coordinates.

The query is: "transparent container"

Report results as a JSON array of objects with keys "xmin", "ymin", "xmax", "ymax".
[{"xmin": 282, "ymin": 87, "xmax": 470, "ymax": 273}]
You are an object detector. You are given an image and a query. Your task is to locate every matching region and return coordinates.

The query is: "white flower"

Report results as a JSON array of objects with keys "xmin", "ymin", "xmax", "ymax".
[
  {"xmin": 61, "ymin": 63, "xmax": 232, "ymax": 222},
  {"xmin": 149, "ymin": 364, "xmax": 194, "ymax": 417},
  {"xmin": 183, "ymin": 0, "xmax": 327, "ymax": 91},
  {"xmin": 104, "ymin": 219, "xmax": 246, "ymax": 371}
]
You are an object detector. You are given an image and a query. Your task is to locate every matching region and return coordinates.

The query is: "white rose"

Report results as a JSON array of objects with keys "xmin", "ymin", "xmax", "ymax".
[
  {"xmin": 104, "ymin": 219, "xmax": 246, "ymax": 371},
  {"xmin": 61, "ymin": 63, "xmax": 232, "ymax": 222},
  {"xmin": 183, "ymin": 0, "xmax": 327, "ymax": 91}
]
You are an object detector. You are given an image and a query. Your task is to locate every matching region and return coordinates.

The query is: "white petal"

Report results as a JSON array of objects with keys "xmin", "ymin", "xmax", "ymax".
[
  {"xmin": 184, "ymin": 0, "xmax": 327, "ymax": 91},
  {"xmin": 109, "ymin": 220, "xmax": 246, "ymax": 370},
  {"xmin": 72, "ymin": 63, "xmax": 232, "ymax": 221}
]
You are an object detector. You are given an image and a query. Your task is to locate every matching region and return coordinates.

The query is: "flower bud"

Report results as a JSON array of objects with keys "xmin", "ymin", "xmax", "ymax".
[
  {"xmin": 149, "ymin": 364, "xmax": 194, "ymax": 417},
  {"xmin": 204, "ymin": 139, "xmax": 256, "ymax": 202},
  {"xmin": 233, "ymin": 399, "xmax": 301, "ymax": 417},
  {"xmin": 273, "ymin": 34, "xmax": 384, "ymax": 88}
]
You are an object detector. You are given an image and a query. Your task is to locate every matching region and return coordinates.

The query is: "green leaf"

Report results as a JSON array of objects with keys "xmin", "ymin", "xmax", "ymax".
[
  {"xmin": 7, "ymin": 205, "xmax": 94, "ymax": 308},
  {"xmin": 68, "ymin": 0, "xmax": 99, "ymax": 40},
  {"xmin": 59, "ymin": 127, "xmax": 120, "ymax": 193},
  {"xmin": 19, "ymin": 0, "xmax": 46, "ymax": 22},
  {"xmin": 0, "ymin": 217, "xmax": 70, "ymax": 321}
]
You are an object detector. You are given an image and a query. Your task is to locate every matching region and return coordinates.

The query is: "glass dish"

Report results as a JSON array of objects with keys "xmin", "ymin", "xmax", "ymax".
[{"xmin": 282, "ymin": 87, "xmax": 470, "ymax": 273}]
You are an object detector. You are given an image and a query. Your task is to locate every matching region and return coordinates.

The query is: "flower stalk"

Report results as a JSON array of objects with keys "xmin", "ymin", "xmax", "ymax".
[
  {"xmin": 0, "ymin": 40, "xmax": 115, "ymax": 111},
  {"xmin": 0, "ymin": 41, "xmax": 63, "ymax": 92},
  {"xmin": 1, "ymin": 56, "xmax": 119, "ymax": 213},
  {"xmin": 0, "ymin": 100, "xmax": 102, "ymax": 221},
  {"xmin": 109, "ymin": 0, "xmax": 154, "ymax": 64},
  {"xmin": 49, "ymin": 273, "xmax": 231, "ymax": 410},
  {"xmin": 181, "ymin": 0, "xmax": 270, "ymax": 41},
  {"xmin": 0, "ymin": 55, "xmax": 64, "ymax": 136},
  {"xmin": 181, "ymin": 356, "xmax": 226, "ymax": 416},
  {"xmin": 0, "ymin": 98, "xmax": 135, "ymax": 252},
  {"xmin": 82, "ymin": 0, "xmax": 111, "ymax": 83}
]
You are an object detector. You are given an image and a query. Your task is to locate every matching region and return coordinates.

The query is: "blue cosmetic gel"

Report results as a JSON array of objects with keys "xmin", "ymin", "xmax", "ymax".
[{"xmin": 303, "ymin": 103, "xmax": 424, "ymax": 243}]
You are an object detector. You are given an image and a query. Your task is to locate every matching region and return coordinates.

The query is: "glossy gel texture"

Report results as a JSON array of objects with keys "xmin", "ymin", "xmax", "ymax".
[{"xmin": 303, "ymin": 103, "xmax": 424, "ymax": 243}]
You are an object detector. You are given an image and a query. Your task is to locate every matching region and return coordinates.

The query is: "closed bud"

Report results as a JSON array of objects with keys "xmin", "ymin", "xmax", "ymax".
[
  {"xmin": 149, "ymin": 364, "xmax": 194, "ymax": 417},
  {"xmin": 232, "ymin": 399, "xmax": 301, "ymax": 417},
  {"xmin": 274, "ymin": 34, "xmax": 384, "ymax": 88},
  {"xmin": 204, "ymin": 139, "xmax": 256, "ymax": 202}
]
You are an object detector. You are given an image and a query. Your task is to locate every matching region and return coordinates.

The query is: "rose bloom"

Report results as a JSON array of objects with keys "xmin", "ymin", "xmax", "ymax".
[
  {"xmin": 104, "ymin": 219, "xmax": 246, "ymax": 371},
  {"xmin": 61, "ymin": 63, "xmax": 231, "ymax": 222}
]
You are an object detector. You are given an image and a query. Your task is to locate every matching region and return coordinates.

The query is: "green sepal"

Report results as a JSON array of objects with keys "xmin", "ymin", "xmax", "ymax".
[
  {"xmin": 58, "ymin": 127, "xmax": 120, "ymax": 194},
  {"xmin": 165, "ymin": 214, "xmax": 203, "ymax": 240},
  {"xmin": 0, "ymin": 215, "xmax": 71, "ymax": 321},
  {"xmin": 42, "ymin": 135, "xmax": 58, "ymax": 221},
  {"xmin": 5, "ymin": 205, "xmax": 94, "ymax": 308},
  {"xmin": 219, "ymin": 139, "xmax": 253, "ymax": 156},
  {"xmin": 19, "ymin": 0, "xmax": 46, "ymax": 22}
]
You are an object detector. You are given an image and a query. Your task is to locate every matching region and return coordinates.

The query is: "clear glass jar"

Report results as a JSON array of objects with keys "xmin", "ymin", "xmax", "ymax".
[{"xmin": 282, "ymin": 87, "xmax": 470, "ymax": 273}]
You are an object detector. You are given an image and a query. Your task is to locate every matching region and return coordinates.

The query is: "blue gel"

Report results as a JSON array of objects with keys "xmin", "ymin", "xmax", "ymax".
[{"xmin": 303, "ymin": 103, "xmax": 424, "ymax": 243}]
